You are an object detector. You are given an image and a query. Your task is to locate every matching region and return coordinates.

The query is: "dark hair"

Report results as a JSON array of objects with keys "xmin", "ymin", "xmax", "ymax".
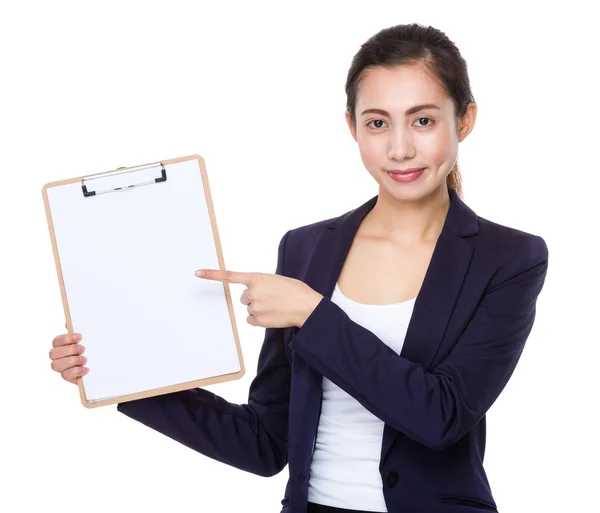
[{"xmin": 345, "ymin": 23, "xmax": 475, "ymax": 199}]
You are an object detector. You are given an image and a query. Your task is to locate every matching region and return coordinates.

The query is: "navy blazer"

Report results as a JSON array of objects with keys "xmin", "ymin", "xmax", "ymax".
[{"xmin": 117, "ymin": 188, "xmax": 549, "ymax": 513}]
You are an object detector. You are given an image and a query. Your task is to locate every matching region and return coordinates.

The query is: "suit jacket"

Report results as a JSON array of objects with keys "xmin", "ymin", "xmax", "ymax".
[{"xmin": 117, "ymin": 188, "xmax": 549, "ymax": 513}]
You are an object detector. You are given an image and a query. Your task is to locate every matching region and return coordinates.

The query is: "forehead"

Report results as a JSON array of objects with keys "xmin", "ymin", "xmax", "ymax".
[{"xmin": 356, "ymin": 64, "xmax": 451, "ymax": 112}]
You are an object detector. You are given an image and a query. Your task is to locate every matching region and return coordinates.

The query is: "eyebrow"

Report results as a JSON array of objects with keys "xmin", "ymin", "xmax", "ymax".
[{"xmin": 360, "ymin": 104, "xmax": 441, "ymax": 117}]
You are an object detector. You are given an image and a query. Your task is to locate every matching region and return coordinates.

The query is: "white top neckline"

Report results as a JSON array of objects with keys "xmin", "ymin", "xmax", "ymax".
[{"xmin": 334, "ymin": 282, "xmax": 417, "ymax": 307}]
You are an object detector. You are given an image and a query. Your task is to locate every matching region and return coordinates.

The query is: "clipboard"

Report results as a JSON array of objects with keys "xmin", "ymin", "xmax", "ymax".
[{"xmin": 42, "ymin": 154, "xmax": 245, "ymax": 409}]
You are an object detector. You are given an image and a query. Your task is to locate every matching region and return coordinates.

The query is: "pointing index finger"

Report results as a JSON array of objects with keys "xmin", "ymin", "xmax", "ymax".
[{"xmin": 195, "ymin": 269, "xmax": 254, "ymax": 285}]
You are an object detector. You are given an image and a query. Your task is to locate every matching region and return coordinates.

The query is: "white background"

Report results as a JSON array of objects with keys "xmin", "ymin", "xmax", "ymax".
[{"xmin": 1, "ymin": 1, "xmax": 598, "ymax": 512}]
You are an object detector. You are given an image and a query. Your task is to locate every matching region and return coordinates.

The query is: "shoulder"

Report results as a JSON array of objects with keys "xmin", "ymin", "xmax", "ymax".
[
  {"xmin": 473, "ymin": 215, "xmax": 549, "ymax": 295},
  {"xmin": 281, "ymin": 214, "xmax": 338, "ymax": 254},
  {"xmin": 475, "ymin": 214, "xmax": 548, "ymax": 266}
]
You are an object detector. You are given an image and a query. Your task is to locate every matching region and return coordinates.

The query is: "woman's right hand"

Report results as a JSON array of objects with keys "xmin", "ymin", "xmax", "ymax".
[{"xmin": 49, "ymin": 322, "xmax": 88, "ymax": 385}]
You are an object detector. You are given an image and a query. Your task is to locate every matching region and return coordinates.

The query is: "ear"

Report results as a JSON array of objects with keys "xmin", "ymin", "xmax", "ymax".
[
  {"xmin": 457, "ymin": 101, "xmax": 478, "ymax": 142},
  {"xmin": 345, "ymin": 110, "xmax": 358, "ymax": 142}
]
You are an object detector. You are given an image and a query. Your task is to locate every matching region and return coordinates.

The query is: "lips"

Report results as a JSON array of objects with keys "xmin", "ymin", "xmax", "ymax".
[
  {"xmin": 387, "ymin": 167, "xmax": 425, "ymax": 175},
  {"xmin": 387, "ymin": 168, "xmax": 425, "ymax": 183}
]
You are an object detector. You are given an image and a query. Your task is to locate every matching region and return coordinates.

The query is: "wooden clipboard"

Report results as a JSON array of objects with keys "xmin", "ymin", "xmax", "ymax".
[{"xmin": 42, "ymin": 154, "xmax": 245, "ymax": 408}]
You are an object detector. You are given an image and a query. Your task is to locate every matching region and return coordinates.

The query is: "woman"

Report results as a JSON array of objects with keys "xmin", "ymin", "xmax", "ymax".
[{"xmin": 49, "ymin": 23, "xmax": 549, "ymax": 513}]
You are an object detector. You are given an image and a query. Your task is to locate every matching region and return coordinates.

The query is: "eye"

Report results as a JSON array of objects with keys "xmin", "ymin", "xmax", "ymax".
[
  {"xmin": 366, "ymin": 119, "xmax": 388, "ymax": 130},
  {"xmin": 414, "ymin": 117, "xmax": 434, "ymax": 127}
]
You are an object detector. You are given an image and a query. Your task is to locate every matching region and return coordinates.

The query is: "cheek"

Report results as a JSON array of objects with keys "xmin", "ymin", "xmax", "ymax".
[
  {"xmin": 421, "ymin": 127, "xmax": 456, "ymax": 165},
  {"xmin": 357, "ymin": 132, "xmax": 383, "ymax": 163}
]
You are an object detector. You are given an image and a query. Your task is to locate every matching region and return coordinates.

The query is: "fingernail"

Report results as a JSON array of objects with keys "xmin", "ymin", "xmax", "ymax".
[
  {"xmin": 73, "ymin": 334, "xmax": 79, "ymax": 342},
  {"xmin": 195, "ymin": 270, "xmax": 205, "ymax": 277}
]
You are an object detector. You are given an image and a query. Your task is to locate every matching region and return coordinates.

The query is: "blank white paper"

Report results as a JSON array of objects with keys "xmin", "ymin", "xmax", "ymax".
[{"xmin": 46, "ymin": 159, "xmax": 241, "ymax": 402}]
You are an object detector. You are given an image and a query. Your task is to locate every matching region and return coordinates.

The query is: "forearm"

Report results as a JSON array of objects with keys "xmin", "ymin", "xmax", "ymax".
[{"xmin": 117, "ymin": 387, "xmax": 288, "ymax": 477}]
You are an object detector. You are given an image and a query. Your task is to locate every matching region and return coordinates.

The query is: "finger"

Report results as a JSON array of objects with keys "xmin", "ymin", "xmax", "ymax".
[
  {"xmin": 195, "ymin": 269, "xmax": 254, "ymax": 285},
  {"xmin": 49, "ymin": 343, "xmax": 85, "ymax": 361},
  {"xmin": 52, "ymin": 332, "xmax": 81, "ymax": 348},
  {"xmin": 63, "ymin": 366, "xmax": 89, "ymax": 384},
  {"xmin": 240, "ymin": 288, "xmax": 250, "ymax": 306},
  {"xmin": 51, "ymin": 354, "xmax": 87, "ymax": 374}
]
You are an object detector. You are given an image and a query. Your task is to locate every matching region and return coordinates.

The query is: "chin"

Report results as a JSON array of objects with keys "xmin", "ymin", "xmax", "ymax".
[{"xmin": 380, "ymin": 175, "xmax": 444, "ymax": 201}]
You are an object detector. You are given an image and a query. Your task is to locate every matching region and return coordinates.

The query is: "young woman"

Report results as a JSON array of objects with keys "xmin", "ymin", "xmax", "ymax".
[{"xmin": 49, "ymin": 23, "xmax": 549, "ymax": 513}]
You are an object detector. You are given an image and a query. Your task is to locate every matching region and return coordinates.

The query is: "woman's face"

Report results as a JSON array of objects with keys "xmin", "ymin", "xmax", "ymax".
[{"xmin": 345, "ymin": 63, "xmax": 475, "ymax": 202}]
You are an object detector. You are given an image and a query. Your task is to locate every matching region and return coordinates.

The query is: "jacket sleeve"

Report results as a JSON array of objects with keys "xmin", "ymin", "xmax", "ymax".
[
  {"xmin": 289, "ymin": 234, "xmax": 549, "ymax": 451},
  {"xmin": 116, "ymin": 230, "xmax": 293, "ymax": 477}
]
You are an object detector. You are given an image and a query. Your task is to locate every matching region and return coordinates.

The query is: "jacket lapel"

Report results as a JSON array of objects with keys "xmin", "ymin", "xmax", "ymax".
[{"xmin": 298, "ymin": 188, "xmax": 478, "ymax": 464}]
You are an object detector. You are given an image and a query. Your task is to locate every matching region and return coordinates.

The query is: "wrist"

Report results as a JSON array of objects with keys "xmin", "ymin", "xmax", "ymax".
[{"xmin": 297, "ymin": 289, "xmax": 323, "ymax": 328}]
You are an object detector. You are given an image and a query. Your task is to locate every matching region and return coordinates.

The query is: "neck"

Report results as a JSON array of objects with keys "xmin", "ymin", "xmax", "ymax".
[{"xmin": 364, "ymin": 185, "xmax": 451, "ymax": 247}]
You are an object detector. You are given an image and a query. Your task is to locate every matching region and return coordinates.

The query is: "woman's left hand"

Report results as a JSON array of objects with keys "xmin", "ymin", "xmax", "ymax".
[{"xmin": 195, "ymin": 268, "xmax": 324, "ymax": 328}]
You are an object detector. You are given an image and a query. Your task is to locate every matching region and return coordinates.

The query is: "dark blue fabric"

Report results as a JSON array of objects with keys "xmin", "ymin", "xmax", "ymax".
[
  {"xmin": 117, "ymin": 188, "xmax": 548, "ymax": 513},
  {"xmin": 307, "ymin": 501, "xmax": 379, "ymax": 513}
]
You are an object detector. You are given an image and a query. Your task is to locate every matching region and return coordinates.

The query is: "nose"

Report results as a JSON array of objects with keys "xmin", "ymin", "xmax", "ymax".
[{"xmin": 387, "ymin": 126, "xmax": 415, "ymax": 161}]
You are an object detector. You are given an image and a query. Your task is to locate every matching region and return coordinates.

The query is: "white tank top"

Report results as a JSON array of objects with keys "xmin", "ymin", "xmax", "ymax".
[{"xmin": 307, "ymin": 282, "xmax": 417, "ymax": 512}]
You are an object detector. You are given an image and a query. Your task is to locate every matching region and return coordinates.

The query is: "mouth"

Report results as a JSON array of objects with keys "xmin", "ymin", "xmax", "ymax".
[
  {"xmin": 386, "ymin": 167, "xmax": 425, "ymax": 175},
  {"xmin": 386, "ymin": 168, "xmax": 425, "ymax": 182}
]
